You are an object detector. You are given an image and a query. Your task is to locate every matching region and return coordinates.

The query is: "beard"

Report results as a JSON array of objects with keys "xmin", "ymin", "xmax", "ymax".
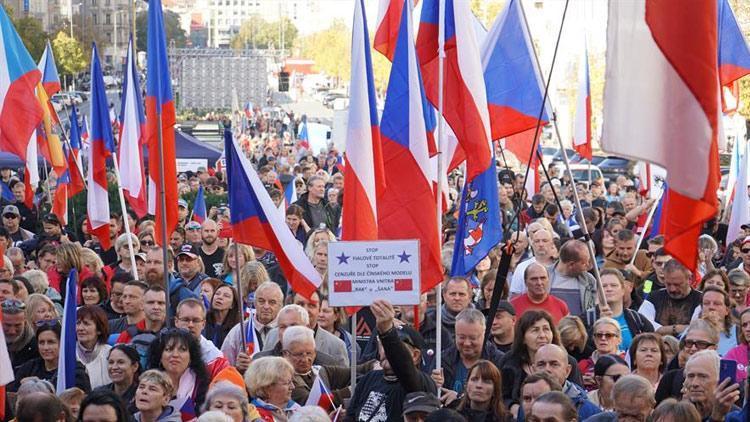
[{"xmin": 145, "ymin": 269, "xmax": 163, "ymax": 286}]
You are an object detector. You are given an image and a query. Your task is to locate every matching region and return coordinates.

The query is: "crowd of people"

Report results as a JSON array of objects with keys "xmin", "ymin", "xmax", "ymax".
[{"xmin": 0, "ymin": 108, "xmax": 748, "ymax": 422}]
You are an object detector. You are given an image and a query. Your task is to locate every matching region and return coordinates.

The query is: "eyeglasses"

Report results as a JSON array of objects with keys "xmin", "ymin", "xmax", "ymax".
[
  {"xmin": 2, "ymin": 299, "xmax": 26, "ymax": 312},
  {"xmin": 594, "ymin": 332, "xmax": 619, "ymax": 340},
  {"xmin": 176, "ymin": 317, "xmax": 204, "ymax": 325},
  {"xmin": 186, "ymin": 227, "xmax": 201, "ymax": 231},
  {"xmin": 141, "ymin": 241, "xmax": 155, "ymax": 246},
  {"xmin": 35, "ymin": 319, "xmax": 61, "ymax": 328},
  {"xmin": 284, "ymin": 350, "xmax": 315, "ymax": 360},
  {"xmin": 604, "ymin": 374, "xmax": 624, "ymax": 383},
  {"xmin": 684, "ymin": 339, "xmax": 715, "ymax": 350},
  {"xmin": 2, "ymin": 214, "xmax": 17, "ymax": 219},
  {"xmin": 741, "ymin": 249, "xmax": 750, "ymax": 254}
]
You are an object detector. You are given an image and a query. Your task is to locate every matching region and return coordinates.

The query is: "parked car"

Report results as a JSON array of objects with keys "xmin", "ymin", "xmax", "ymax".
[
  {"xmin": 564, "ymin": 164, "xmax": 603, "ymax": 185},
  {"xmin": 598, "ymin": 156, "xmax": 636, "ymax": 181}
]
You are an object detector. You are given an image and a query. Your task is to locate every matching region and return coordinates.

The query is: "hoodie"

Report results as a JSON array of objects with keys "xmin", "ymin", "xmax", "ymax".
[{"xmin": 134, "ymin": 405, "xmax": 182, "ymax": 422}]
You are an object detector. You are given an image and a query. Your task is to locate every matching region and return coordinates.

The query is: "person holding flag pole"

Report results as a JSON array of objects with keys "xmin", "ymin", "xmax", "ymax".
[{"xmin": 628, "ymin": 183, "xmax": 666, "ymax": 267}]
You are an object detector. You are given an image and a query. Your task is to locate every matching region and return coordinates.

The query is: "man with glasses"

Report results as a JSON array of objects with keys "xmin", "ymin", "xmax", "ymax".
[
  {"xmin": 736, "ymin": 237, "xmax": 750, "ymax": 276},
  {"xmin": 173, "ymin": 298, "xmax": 230, "ymax": 378},
  {"xmin": 2, "ymin": 205, "xmax": 33, "ymax": 246},
  {"xmin": 655, "ymin": 319, "xmax": 719, "ymax": 402},
  {"xmin": 638, "ymin": 259, "xmax": 702, "ymax": 336},
  {"xmin": 639, "ymin": 247, "xmax": 672, "ymax": 300},
  {"xmin": 281, "ymin": 325, "xmax": 351, "ymax": 407},
  {"xmin": 184, "ymin": 221, "xmax": 202, "ymax": 244},
  {"xmin": 533, "ymin": 344, "xmax": 601, "ymax": 421},
  {"xmin": 2, "ymin": 298, "xmax": 39, "ymax": 367},
  {"xmin": 583, "ymin": 375, "xmax": 655, "ymax": 422}
]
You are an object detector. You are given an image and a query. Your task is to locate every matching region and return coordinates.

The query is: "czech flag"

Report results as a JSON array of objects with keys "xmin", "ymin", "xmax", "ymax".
[
  {"xmin": 0, "ymin": 5, "xmax": 43, "ymax": 162},
  {"xmin": 66, "ymin": 105, "xmax": 85, "ymax": 198},
  {"xmin": 481, "ymin": 0, "xmax": 550, "ymax": 141},
  {"xmin": 416, "ymin": 0, "xmax": 492, "ymax": 181},
  {"xmin": 146, "ymin": 0, "xmax": 179, "ymax": 246},
  {"xmin": 81, "ymin": 115, "xmax": 90, "ymax": 146},
  {"xmin": 374, "ymin": 0, "xmax": 409, "ymax": 61},
  {"xmin": 718, "ymin": 0, "xmax": 750, "ymax": 85},
  {"xmin": 119, "ymin": 37, "xmax": 148, "ymax": 218},
  {"xmin": 297, "ymin": 114, "xmax": 309, "ymax": 149},
  {"xmin": 38, "ymin": 40, "xmax": 61, "ymax": 97},
  {"xmin": 56, "ymin": 269, "xmax": 78, "ymax": 393},
  {"xmin": 244, "ymin": 311, "xmax": 258, "ymax": 358},
  {"xmin": 572, "ymin": 44, "xmax": 592, "ymax": 161},
  {"xmin": 379, "ymin": 0, "xmax": 442, "ymax": 292},
  {"xmin": 87, "ymin": 43, "xmax": 115, "ymax": 251},
  {"xmin": 192, "ymin": 185, "xmax": 207, "ymax": 223},
  {"xmin": 225, "ymin": 128, "xmax": 322, "ymax": 300},
  {"xmin": 343, "ymin": 0, "xmax": 385, "ymax": 243},
  {"xmin": 602, "ymin": 0, "xmax": 720, "ymax": 271},
  {"xmin": 304, "ymin": 375, "xmax": 335, "ymax": 411}
]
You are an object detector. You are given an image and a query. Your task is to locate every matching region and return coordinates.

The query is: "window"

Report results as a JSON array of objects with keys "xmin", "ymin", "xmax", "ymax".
[{"xmin": 105, "ymin": 13, "xmax": 111, "ymax": 24}]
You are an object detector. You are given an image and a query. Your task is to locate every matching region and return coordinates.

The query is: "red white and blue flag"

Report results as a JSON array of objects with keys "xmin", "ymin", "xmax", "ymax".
[
  {"xmin": 718, "ymin": 0, "xmax": 750, "ymax": 112},
  {"xmin": 66, "ymin": 105, "xmax": 85, "ymax": 198},
  {"xmin": 602, "ymin": 0, "xmax": 720, "ymax": 271},
  {"xmin": 297, "ymin": 114, "xmax": 309, "ymax": 149},
  {"xmin": 244, "ymin": 311, "xmax": 258, "ymax": 358},
  {"xmin": 726, "ymin": 141, "xmax": 749, "ymax": 244},
  {"xmin": 379, "ymin": 0, "xmax": 442, "ymax": 292},
  {"xmin": 146, "ymin": 0, "xmax": 179, "ymax": 246},
  {"xmin": 374, "ymin": 0, "xmax": 409, "ymax": 61},
  {"xmin": 0, "ymin": 5, "xmax": 43, "ymax": 162},
  {"xmin": 343, "ymin": 0, "xmax": 385, "ymax": 243},
  {"xmin": 87, "ymin": 43, "xmax": 115, "ymax": 250},
  {"xmin": 225, "ymin": 128, "xmax": 322, "ymax": 300},
  {"xmin": 304, "ymin": 374, "xmax": 334, "ymax": 410},
  {"xmin": 192, "ymin": 185, "xmax": 207, "ymax": 223},
  {"xmin": 481, "ymin": 0, "xmax": 550, "ymax": 141},
  {"xmin": 38, "ymin": 40, "xmax": 61, "ymax": 97},
  {"xmin": 572, "ymin": 45, "xmax": 592, "ymax": 161},
  {"xmin": 81, "ymin": 115, "xmax": 90, "ymax": 146},
  {"xmin": 119, "ymin": 37, "xmax": 148, "ymax": 218}
]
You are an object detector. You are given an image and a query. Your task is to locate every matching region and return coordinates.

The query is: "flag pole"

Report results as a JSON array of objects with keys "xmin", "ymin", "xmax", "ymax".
[
  {"xmin": 156, "ymin": 115, "xmax": 171, "ymax": 325},
  {"xmin": 434, "ymin": 0, "xmax": 446, "ymax": 374},
  {"xmin": 233, "ymin": 240, "xmax": 247, "ymax": 348},
  {"xmin": 629, "ymin": 185, "xmax": 663, "ymax": 266},
  {"xmin": 111, "ymin": 153, "xmax": 139, "ymax": 280},
  {"xmin": 56, "ymin": 102, "xmax": 88, "ymax": 189},
  {"xmin": 350, "ymin": 311, "xmax": 357, "ymax": 390},
  {"xmin": 518, "ymin": 0, "xmax": 605, "ymax": 307}
]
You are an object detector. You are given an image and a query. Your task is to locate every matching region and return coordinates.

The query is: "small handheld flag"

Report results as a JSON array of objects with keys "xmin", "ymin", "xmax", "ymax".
[
  {"xmin": 57, "ymin": 268, "xmax": 78, "ymax": 393},
  {"xmin": 192, "ymin": 185, "xmax": 207, "ymax": 223}
]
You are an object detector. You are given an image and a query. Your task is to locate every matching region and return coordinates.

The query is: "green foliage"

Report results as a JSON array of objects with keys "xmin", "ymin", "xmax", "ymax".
[
  {"xmin": 52, "ymin": 31, "xmax": 87, "ymax": 77},
  {"xmin": 13, "ymin": 17, "xmax": 48, "ymax": 60},
  {"xmin": 136, "ymin": 10, "xmax": 187, "ymax": 52},
  {"xmin": 180, "ymin": 189, "xmax": 227, "ymax": 215},
  {"xmin": 231, "ymin": 16, "xmax": 298, "ymax": 51}
]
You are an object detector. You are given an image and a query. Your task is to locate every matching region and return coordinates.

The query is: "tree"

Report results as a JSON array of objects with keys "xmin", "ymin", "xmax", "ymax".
[
  {"xmin": 13, "ymin": 17, "xmax": 48, "ymax": 60},
  {"xmin": 296, "ymin": 20, "xmax": 351, "ymax": 84},
  {"xmin": 231, "ymin": 16, "xmax": 298, "ymax": 50},
  {"xmin": 52, "ymin": 31, "xmax": 87, "ymax": 79},
  {"xmin": 136, "ymin": 9, "xmax": 187, "ymax": 51}
]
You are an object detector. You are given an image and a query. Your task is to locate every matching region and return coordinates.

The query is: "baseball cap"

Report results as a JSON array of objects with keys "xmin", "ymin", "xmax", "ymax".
[
  {"xmin": 2, "ymin": 205, "xmax": 19, "ymax": 217},
  {"xmin": 43, "ymin": 214, "xmax": 62, "ymax": 226},
  {"xmin": 178, "ymin": 198, "xmax": 188, "ymax": 209},
  {"xmin": 177, "ymin": 244, "xmax": 200, "ymax": 259},
  {"xmin": 402, "ymin": 392, "xmax": 441, "ymax": 417},
  {"xmin": 741, "ymin": 223, "xmax": 750, "ymax": 230},
  {"xmin": 481, "ymin": 300, "xmax": 516, "ymax": 317},
  {"xmin": 185, "ymin": 221, "xmax": 201, "ymax": 230},
  {"xmin": 134, "ymin": 253, "xmax": 147, "ymax": 262},
  {"xmin": 394, "ymin": 324, "xmax": 427, "ymax": 350},
  {"xmin": 197, "ymin": 166, "xmax": 207, "ymax": 174}
]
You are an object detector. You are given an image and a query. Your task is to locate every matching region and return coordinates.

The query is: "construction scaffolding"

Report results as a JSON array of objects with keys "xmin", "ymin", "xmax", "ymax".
[{"xmin": 169, "ymin": 48, "xmax": 272, "ymax": 111}]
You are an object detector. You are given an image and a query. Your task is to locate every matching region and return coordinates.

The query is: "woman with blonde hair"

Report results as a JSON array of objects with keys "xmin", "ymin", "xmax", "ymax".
[
  {"xmin": 134, "ymin": 370, "xmax": 181, "ymax": 422},
  {"xmin": 557, "ymin": 315, "xmax": 589, "ymax": 361},
  {"xmin": 25, "ymin": 293, "xmax": 59, "ymax": 328},
  {"xmin": 303, "ymin": 227, "xmax": 335, "ymax": 259},
  {"xmin": 245, "ymin": 357, "xmax": 299, "ymax": 421},
  {"xmin": 48, "ymin": 242, "xmax": 93, "ymax": 296},
  {"xmin": 239, "ymin": 262, "xmax": 269, "ymax": 307},
  {"xmin": 111, "ymin": 233, "xmax": 141, "ymax": 278},
  {"xmin": 221, "ymin": 244, "xmax": 255, "ymax": 285}
]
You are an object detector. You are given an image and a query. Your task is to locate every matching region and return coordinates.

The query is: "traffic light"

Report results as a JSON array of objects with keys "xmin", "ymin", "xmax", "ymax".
[{"xmin": 279, "ymin": 71, "xmax": 290, "ymax": 92}]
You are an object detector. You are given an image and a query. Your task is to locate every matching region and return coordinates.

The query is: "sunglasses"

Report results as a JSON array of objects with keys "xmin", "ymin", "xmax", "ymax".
[
  {"xmin": 594, "ymin": 332, "xmax": 618, "ymax": 340},
  {"xmin": 2, "ymin": 214, "xmax": 18, "ymax": 219},
  {"xmin": 186, "ymin": 227, "xmax": 201, "ymax": 231},
  {"xmin": 741, "ymin": 249, "xmax": 750, "ymax": 254},
  {"xmin": 35, "ymin": 318, "xmax": 61, "ymax": 328},
  {"xmin": 141, "ymin": 241, "xmax": 155, "ymax": 246},
  {"xmin": 684, "ymin": 339, "xmax": 715, "ymax": 350}
]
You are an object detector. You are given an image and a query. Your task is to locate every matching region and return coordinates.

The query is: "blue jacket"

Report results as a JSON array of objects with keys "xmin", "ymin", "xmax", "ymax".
[
  {"xmin": 564, "ymin": 381, "xmax": 602, "ymax": 421},
  {"xmin": 169, "ymin": 274, "xmax": 198, "ymax": 317}
]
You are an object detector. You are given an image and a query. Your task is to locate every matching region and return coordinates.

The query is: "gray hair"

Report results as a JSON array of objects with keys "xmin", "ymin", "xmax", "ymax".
[
  {"xmin": 593, "ymin": 317, "xmax": 621, "ymax": 336},
  {"xmin": 197, "ymin": 411, "xmax": 234, "ymax": 422},
  {"xmin": 201, "ymin": 381, "xmax": 249, "ymax": 419},
  {"xmin": 611, "ymin": 375, "xmax": 655, "ymax": 405},
  {"xmin": 23, "ymin": 270, "xmax": 49, "ymax": 294},
  {"xmin": 686, "ymin": 319, "xmax": 720, "ymax": 344},
  {"xmin": 282, "ymin": 325, "xmax": 316, "ymax": 350},
  {"xmin": 278, "ymin": 304, "xmax": 310, "ymax": 327},
  {"xmin": 244, "ymin": 357, "xmax": 294, "ymax": 398},
  {"xmin": 17, "ymin": 377, "xmax": 56, "ymax": 404},
  {"xmin": 255, "ymin": 281, "xmax": 283, "ymax": 299},
  {"xmin": 289, "ymin": 406, "xmax": 332, "ymax": 422},
  {"xmin": 728, "ymin": 268, "xmax": 750, "ymax": 287},
  {"xmin": 455, "ymin": 308, "xmax": 486, "ymax": 329},
  {"xmin": 115, "ymin": 233, "xmax": 140, "ymax": 252},
  {"xmin": 685, "ymin": 349, "xmax": 720, "ymax": 377}
]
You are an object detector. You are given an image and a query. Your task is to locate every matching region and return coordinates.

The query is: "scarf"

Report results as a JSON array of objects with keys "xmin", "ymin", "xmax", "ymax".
[
  {"xmin": 76, "ymin": 342, "xmax": 108, "ymax": 364},
  {"xmin": 441, "ymin": 303, "xmax": 458, "ymax": 328}
]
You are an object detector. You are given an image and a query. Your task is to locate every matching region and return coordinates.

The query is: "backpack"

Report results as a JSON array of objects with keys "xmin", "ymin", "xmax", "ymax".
[{"xmin": 126, "ymin": 325, "xmax": 158, "ymax": 369}]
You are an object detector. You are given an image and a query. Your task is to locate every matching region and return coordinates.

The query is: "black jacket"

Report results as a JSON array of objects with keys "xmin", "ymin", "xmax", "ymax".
[
  {"xmin": 294, "ymin": 192, "xmax": 341, "ymax": 232},
  {"xmin": 11, "ymin": 358, "xmax": 91, "ymax": 393},
  {"xmin": 498, "ymin": 352, "xmax": 584, "ymax": 407},
  {"xmin": 346, "ymin": 327, "xmax": 436, "ymax": 422},
  {"xmin": 581, "ymin": 306, "xmax": 654, "ymax": 355},
  {"xmin": 434, "ymin": 342, "xmax": 505, "ymax": 394}
]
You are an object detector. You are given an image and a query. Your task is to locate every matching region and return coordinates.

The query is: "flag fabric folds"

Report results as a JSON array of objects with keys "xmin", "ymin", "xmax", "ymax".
[
  {"xmin": 38, "ymin": 40, "xmax": 61, "ymax": 97},
  {"xmin": 305, "ymin": 374, "xmax": 334, "ymax": 410},
  {"xmin": 602, "ymin": 0, "xmax": 720, "ymax": 270},
  {"xmin": 0, "ymin": 312, "xmax": 13, "ymax": 420},
  {"xmin": 66, "ymin": 105, "xmax": 85, "ymax": 198},
  {"xmin": 572, "ymin": 45, "xmax": 592, "ymax": 161},
  {"xmin": 726, "ymin": 141, "xmax": 749, "ymax": 244},
  {"xmin": 374, "ymin": 0, "xmax": 407, "ymax": 61},
  {"xmin": 146, "ymin": 0, "xmax": 179, "ymax": 245},
  {"xmin": 0, "ymin": 6, "xmax": 43, "ymax": 162},
  {"xmin": 87, "ymin": 43, "xmax": 114, "ymax": 251},
  {"xmin": 342, "ymin": 0, "xmax": 385, "ymax": 243},
  {"xmin": 718, "ymin": 0, "xmax": 750, "ymax": 86},
  {"xmin": 225, "ymin": 128, "xmax": 322, "ymax": 300},
  {"xmin": 57, "ymin": 268, "xmax": 78, "ymax": 393},
  {"xmin": 297, "ymin": 115, "xmax": 309, "ymax": 149},
  {"xmin": 119, "ymin": 37, "xmax": 148, "ymax": 218},
  {"xmin": 379, "ymin": 0, "xmax": 442, "ymax": 293},
  {"xmin": 244, "ymin": 312, "xmax": 258, "ymax": 358},
  {"xmin": 481, "ymin": 0, "xmax": 550, "ymax": 141},
  {"xmin": 192, "ymin": 185, "xmax": 207, "ymax": 223}
]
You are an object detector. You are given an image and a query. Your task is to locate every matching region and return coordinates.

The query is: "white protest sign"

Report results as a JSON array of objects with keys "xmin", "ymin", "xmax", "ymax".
[
  {"xmin": 328, "ymin": 240, "xmax": 421, "ymax": 307},
  {"xmin": 177, "ymin": 158, "xmax": 208, "ymax": 172}
]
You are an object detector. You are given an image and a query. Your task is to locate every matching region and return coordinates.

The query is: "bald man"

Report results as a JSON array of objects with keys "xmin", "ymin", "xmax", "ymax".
[{"xmin": 200, "ymin": 219, "xmax": 225, "ymax": 278}]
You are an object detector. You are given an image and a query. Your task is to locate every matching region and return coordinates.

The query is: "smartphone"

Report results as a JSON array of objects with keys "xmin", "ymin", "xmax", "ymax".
[{"xmin": 719, "ymin": 359, "xmax": 737, "ymax": 385}]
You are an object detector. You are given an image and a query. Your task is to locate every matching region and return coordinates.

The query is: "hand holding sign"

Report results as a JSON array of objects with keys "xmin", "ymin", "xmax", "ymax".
[{"xmin": 371, "ymin": 299, "xmax": 396, "ymax": 334}]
